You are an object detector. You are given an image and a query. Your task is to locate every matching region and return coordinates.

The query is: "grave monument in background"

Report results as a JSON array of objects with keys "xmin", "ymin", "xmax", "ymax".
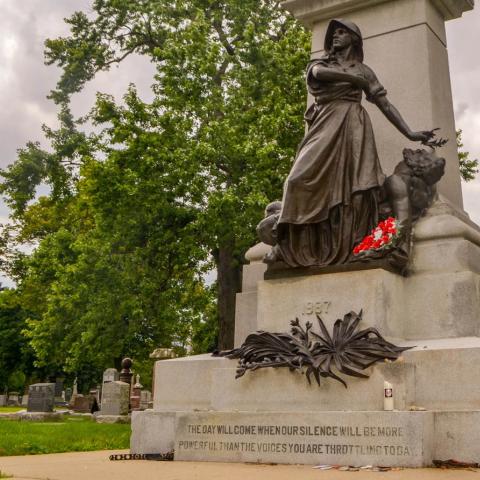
[
  {"xmin": 131, "ymin": 0, "xmax": 479, "ymax": 467},
  {"xmin": 27, "ymin": 383, "xmax": 55, "ymax": 413}
]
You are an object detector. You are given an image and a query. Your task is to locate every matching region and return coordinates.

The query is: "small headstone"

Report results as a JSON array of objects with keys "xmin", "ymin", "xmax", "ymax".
[
  {"xmin": 89, "ymin": 388, "xmax": 100, "ymax": 404},
  {"xmin": 131, "ymin": 374, "xmax": 143, "ymax": 410},
  {"xmin": 65, "ymin": 387, "xmax": 72, "ymax": 403},
  {"xmin": 21, "ymin": 395, "xmax": 29, "ymax": 407},
  {"xmin": 100, "ymin": 381, "xmax": 130, "ymax": 416},
  {"xmin": 54, "ymin": 378, "xmax": 64, "ymax": 398},
  {"xmin": 130, "ymin": 395, "xmax": 141, "ymax": 410},
  {"xmin": 27, "ymin": 383, "xmax": 55, "ymax": 413},
  {"xmin": 8, "ymin": 392, "xmax": 20, "ymax": 406},
  {"xmin": 0, "ymin": 394, "xmax": 6, "ymax": 407},
  {"xmin": 71, "ymin": 394, "xmax": 96, "ymax": 413},
  {"xmin": 140, "ymin": 390, "xmax": 152, "ymax": 410},
  {"xmin": 103, "ymin": 368, "xmax": 119, "ymax": 384}
]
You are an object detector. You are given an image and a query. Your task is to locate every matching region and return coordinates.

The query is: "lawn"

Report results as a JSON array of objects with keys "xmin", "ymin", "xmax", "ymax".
[
  {"xmin": 0, "ymin": 408, "xmax": 24, "ymax": 414},
  {"xmin": 0, "ymin": 416, "xmax": 130, "ymax": 456}
]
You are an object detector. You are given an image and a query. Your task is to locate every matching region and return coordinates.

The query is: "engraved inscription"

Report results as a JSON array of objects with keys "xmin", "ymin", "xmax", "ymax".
[
  {"xmin": 177, "ymin": 419, "xmax": 416, "ymax": 461},
  {"xmin": 303, "ymin": 301, "xmax": 331, "ymax": 315}
]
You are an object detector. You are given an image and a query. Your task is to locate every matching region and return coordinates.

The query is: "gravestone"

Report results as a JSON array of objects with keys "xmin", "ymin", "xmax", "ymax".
[
  {"xmin": 100, "ymin": 381, "xmax": 130, "ymax": 416},
  {"xmin": 131, "ymin": 375, "xmax": 143, "ymax": 410},
  {"xmin": 103, "ymin": 368, "xmax": 119, "ymax": 384},
  {"xmin": 7, "ymin": 392, "xmax": 20, "ymax": 406},
  {"xmin": 71, "ymin": 394, "xmax": 96, "ymax": 413},
  {"xmin": 140, "ymin": 390, "xmax": 152, "ymax": 410},
  {"xmin": 65, "ymin": 387, "xmax": 72, "ymax": 403},
  {"xmin": 0, "ymin": 395, "xmax": 6, "ymax": 407},
  {"xmin": 101, "ymin": 369, "xmax": 118, "ymax": 404},
  {"xmin": 21, "ymin": 394, "xmax": 29, "ymax": 407},
  {"xmin": 27, "ymin": 383, "xmax": 55, "ymax": 413},
  {"xmin": 54, "ymin": 378, "xmax": 64, "ymax": 398},
  {"xmin": 89, "ymin": 387, "xmax": 100, "ymax": 404}
]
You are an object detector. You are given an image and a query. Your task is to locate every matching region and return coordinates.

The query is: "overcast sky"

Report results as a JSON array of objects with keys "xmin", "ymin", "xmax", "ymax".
[{"xmin": 0, "ymin": 2, "xmax": 479, "ymax": 286}]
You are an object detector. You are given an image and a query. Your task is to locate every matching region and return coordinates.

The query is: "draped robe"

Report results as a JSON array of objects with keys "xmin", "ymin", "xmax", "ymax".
[{"xmin": 277, "ymin": 59, "xmax": 386, "ymax": 267}]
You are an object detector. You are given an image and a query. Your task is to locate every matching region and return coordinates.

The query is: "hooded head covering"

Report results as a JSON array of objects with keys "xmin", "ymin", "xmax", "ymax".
[{"xmin": 324, "ymin": 19, "xmax": 364, "ymax": 62}]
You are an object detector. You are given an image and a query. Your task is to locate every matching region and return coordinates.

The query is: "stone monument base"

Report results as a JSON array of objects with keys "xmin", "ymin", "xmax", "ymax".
[
  {"xmin": 17, "ymin": 411, "xmax": 68, "ymax": 422},
  {"xmin": 94, "ymin": 414, "xmax": 131, "ymax": 424},
  {"xmin": 131, "ymin": 338, "xmax": 480, "ymax": 465},
  {"xmin": 131, "ymin": 203, "xmax": 480, "ymax": 466}
]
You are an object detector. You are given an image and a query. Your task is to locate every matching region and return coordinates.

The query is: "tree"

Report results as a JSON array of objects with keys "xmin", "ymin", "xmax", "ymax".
[
  {"xmin": 0, "ymin": 288, "xmax": 35, "ymax": 392},
  {"xmin": 457, "ymin": 129, "xmax": 478, "ymax": 182},
  {"xmin": 0, "ymin": 0, "xmax": 310, "ymax": 379}
]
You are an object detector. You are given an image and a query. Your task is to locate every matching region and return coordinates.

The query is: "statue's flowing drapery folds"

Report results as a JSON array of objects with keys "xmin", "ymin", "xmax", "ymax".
[{"xmin": 277, "ymin": 53, "xmax": 387, "ymax": 267}]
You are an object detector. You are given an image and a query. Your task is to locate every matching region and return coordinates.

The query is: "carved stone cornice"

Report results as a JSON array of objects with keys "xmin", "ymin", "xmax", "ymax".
[{"xmin": 281, "ymin": 0, "xmax": 474, "ymax": 26}]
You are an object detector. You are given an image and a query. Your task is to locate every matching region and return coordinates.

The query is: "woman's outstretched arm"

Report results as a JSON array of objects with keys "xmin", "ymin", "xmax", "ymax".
[{"xmin": 374, "ymin": 95, "xmax": 434, "ymax": 143}]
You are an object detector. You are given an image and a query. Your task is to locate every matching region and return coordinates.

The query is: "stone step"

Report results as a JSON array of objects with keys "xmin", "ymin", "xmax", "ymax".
[
  {"xmin": 153, "ymin": 340, "xmax": 480, "ymax": 413},
  {"xmin": 131, "ymin": 409, "xmax": 480, "ymax": 465}
]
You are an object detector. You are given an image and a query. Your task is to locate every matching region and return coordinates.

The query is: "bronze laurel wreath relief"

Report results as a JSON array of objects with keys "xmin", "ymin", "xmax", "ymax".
[{"xmin": 215, "ymin": 311, "xmax": 410, "ymax": 387}]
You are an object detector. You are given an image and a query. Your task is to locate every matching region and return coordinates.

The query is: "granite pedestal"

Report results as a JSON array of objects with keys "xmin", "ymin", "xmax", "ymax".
[{"xmin": 132, "ymin": 202, "xmax": 480, "ymax": 466}]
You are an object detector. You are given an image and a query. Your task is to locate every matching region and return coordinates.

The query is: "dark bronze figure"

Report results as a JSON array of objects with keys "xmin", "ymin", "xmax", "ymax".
[
  {"xmin": 261, "ymin": 19, "xmax": 444, "ymax": 272},
  {"xmin": 214, "ymin": 311, "xmax": 410, "ymax": 387}
]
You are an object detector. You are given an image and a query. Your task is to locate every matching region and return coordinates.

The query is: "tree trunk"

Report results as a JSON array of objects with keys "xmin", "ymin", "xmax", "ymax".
[{"xmin": 217, "ymin": 244, "xmax": 242, "ymax": 350}]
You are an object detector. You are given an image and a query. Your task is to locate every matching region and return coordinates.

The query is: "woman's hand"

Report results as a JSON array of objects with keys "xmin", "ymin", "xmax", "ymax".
[{"xmin": 408, "ymin": 129, "xmax": 438, "ymax": 143}]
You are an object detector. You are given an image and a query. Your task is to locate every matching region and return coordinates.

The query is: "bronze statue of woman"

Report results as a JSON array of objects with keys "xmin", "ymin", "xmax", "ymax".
[{"xmin": 269, "ymin": 19, "xmax": 436, "ymax": 268}]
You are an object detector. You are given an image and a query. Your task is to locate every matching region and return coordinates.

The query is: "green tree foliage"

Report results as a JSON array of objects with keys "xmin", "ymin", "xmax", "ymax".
[
  {"xmin": 0, "ymin": 1, "xmax": 310, "ymax": 380},
  {"xmin": 457, "ymin": 129, "xmax": 478, "ymax": 182},
  {"xmin": 0, "ymin": 289, "xmax": 34, "ymax": 392}
]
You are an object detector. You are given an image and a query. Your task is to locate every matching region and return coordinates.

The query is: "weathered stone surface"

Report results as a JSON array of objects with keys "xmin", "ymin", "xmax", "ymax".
[
  {"xmin": 234, "ymin": 291, "xmax": 258, "ymax": 348},
  {"xmin": 434, "ymin": 411, "xmax": 480, "ymax": 463},
  {"xmin": 17, "ymin": 411, "xmax": 67, "ymax": 422},
  {"xmin": 404, "ymin": 339, "xmax": 480, "ymax": 410},
  {"xmin": 71, "ymin": 395, "xmax": 95, "ymax": 413},
  {"xmin": 131, "ymin": 410, "xmax": 176, "ymax": 455},
  {"xmin": 95, "ymin": 414, "xmax": 130, "ymax": 424},
  {"xmin": 174, "ymin": 411, "xmax": 434, "ymax": 467},
  {"xmin": 241, "ymin": 262, "xmax": 268, "ymax": 293},
  {"xmin": 7, "ymin": 392, "xmax": 20, "ymax": 406},
  {"xmin": 403, "ymin": 271, "xmax": 480, "ymax": 339},
  {"xmin": 256, "ymin": 269, "xmax": 405, "ymax": 342},
  {"xmin": 152, "ymin": 341, "xmax": 480, "ymax": 414},
  {"xmin": 100, "ymin": 381, "xmax": 130, "ymax": 416},
  {"xmin": 27, "ymin": 383, "xmax": 55, "ymax": 413},
  {"xmin": 140, "ymin": 390, "xmax": 152, "ymax": 410},
  {"xmin": 211, "ymin": 362, "xmax": 415, "ymax": 413},
  {"xmin": 103, "ymin": 368, "xmax": 119, "ymax": 384},
  {"xmin": 153, "ymin": 355, "xmax": 228, "ymax": 411},
  {"xmin": 0, "ymin": 395, "xmax": 6, "ymax": 407}
]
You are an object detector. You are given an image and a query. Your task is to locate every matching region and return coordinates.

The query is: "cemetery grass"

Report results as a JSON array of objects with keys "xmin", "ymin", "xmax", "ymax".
[
  {"xmin": 0, "ymin": 416, "xmax": 130, "ymax": 456},
  {"xmin": 0, "ymin": 407, "xmax": 23, "ymax": 413}
]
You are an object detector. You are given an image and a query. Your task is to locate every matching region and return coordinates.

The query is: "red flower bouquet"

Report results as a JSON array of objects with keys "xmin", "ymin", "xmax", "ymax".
[{"xmin": 353, "ymin": 217, "xmax": 400, "ymax": 256}]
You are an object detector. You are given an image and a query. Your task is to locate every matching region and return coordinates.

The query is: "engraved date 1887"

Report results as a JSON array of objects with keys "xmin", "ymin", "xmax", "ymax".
[{"xmin": 304, "ymin": 301, "xmax": 331, "ymax": 315}]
